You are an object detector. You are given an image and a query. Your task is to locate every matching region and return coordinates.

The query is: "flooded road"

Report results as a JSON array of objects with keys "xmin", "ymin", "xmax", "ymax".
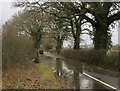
[{"xmin": 43, "ymin": 52, "xmax": 117, "ymax": 90}]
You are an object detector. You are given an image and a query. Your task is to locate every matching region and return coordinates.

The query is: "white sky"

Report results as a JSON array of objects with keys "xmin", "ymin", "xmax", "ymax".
[
  {"xmin": 0, "ymin": 1, "xmax": 119, "ymax": 46},
  {"xmin": 0, "ymin": 1, "xmax": 22, "ymax": 26}
]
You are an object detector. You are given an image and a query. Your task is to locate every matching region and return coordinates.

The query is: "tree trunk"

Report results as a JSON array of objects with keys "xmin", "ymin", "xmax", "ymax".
[
  {"xmin": 73, "ymin": 19, "xmax": 81, "ymax": 50},
  {"xmin": 94, "ymin": 23, "xmax": 110, "ymax": 50},
  {"xmin": 56, "ymin": 39, "xmax": 63, "ymax": 55},
  {"xmin": 70, "ymin": 17, "xmax": 82, "ymax": 50},
  {"xmin": 93, "ymin": 23, "xmax": 109, "ymax": 65},
  {"xmin": 73, "ymin": 36, "xmax": 80, "ymax": 50},
  {"xmin": 34, "ymin": 49, "xmax": 39, "ymax": 63}
]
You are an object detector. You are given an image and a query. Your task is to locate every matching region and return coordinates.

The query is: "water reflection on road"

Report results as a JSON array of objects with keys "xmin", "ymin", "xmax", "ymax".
[{"xmin": 43, "ymin": 52, "xmax": 113, "ymax": 90}]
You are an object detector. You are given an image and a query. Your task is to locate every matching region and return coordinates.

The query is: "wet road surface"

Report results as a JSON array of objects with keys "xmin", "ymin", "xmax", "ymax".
[{"xmin": 43, "ymin": 52, "xmax": 118, "ymax": 90}]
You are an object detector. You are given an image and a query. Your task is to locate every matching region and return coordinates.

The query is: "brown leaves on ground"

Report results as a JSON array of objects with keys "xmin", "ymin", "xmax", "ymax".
[
  {"xmin": 2, "ymin": 64, "xmax": 42, "ymax": 89},
  {"xmin": 2, "ymin": 56, "xmax": 61, "ymax": 89}
]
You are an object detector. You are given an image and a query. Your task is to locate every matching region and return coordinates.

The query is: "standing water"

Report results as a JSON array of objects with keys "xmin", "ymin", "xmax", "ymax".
[{"xmin": 43, "ymin": 52, "xmax": 117, "ymax": 90}]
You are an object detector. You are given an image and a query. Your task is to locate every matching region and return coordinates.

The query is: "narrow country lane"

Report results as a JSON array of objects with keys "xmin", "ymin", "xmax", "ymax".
[{"xmin": 43, "ymin": 52, "xmax": 119, "ymax": 90}]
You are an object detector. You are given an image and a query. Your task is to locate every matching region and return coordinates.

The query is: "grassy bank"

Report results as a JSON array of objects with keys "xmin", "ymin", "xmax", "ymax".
[
  {"xmin": 2, "ymin": 28, "xmax": 61, "ymax": 89},
  {"xmin": 2, "ymin": 56, "xmax": 61, "ymax": 89}
]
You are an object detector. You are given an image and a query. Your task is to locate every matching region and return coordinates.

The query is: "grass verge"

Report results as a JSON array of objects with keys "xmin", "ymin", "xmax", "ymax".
[{"xmin": 2, "ymin": 56, "xmax": 61, "ymax": 89}]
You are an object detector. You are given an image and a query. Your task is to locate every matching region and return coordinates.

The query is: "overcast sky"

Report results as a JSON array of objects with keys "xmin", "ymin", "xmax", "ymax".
[
  {"xmin": 0, "ymin": 1, "xmax": 119, "ymax": 45},
  {"xmin": 0, "ymin": 1, "xmax": 22, "ymax": 26}
]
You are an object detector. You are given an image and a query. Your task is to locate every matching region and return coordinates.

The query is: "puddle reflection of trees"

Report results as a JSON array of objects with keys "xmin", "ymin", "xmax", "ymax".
[{"xmin": 55, "ymin": 59, "xmax": 81, "ymax": 89}]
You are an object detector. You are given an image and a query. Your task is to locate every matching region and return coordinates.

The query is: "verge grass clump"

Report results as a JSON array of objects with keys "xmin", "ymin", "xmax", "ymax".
[{"xmin": 38, "ymin": 64, "xmax": 61, "ymax": 89}]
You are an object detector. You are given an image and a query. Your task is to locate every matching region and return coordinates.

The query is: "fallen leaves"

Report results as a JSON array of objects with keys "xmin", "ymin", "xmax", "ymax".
[
  {"xmin": 2, "ymin": 56, "xmax": 61, "ymax": 89},
  {"xmin": 2, "ymin": 64, "xmax": 41, "ymax": 89}
]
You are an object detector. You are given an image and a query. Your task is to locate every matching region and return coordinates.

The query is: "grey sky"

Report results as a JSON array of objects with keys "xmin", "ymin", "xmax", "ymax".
[
  {"xmin": 0, "ymin": 1, "xmax": 119, "ymax": 45},
  {"xmin": 0, "ymin": 2, "xmax": 21, "ymax": 26}
]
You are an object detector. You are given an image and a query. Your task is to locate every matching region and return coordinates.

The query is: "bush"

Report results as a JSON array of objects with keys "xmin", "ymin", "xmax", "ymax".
[
  {"xmin": 60, "ymin": 48, "xmax": 119, "ymax": 71},
  {"xmin": 2, "ymin": 29, "xmax": 36, "ymax": 71}
]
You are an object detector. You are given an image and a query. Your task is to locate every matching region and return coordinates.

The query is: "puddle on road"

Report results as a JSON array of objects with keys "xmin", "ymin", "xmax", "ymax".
[{"xmin": 43, "ymin": 54, "xmax": 113, "ymax": 90}]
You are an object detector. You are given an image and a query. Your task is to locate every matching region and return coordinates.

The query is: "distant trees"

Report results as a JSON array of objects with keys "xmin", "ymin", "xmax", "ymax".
[
  {"xmin": 39, "ymin": 13, "xmax": 71, "ymax": 54},
  {"xmin": 50, "ymin": 18, "xmax": 70, "ymax": 54}
]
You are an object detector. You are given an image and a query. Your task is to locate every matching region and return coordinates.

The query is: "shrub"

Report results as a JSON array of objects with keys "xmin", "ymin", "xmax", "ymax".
[
  {"xmin": 2, "ymin": 29, "xmax": 36, "ymax": 71},
  {"xmin": 60, "ymin": 48, "xmax": 119, "ymax": 71}
]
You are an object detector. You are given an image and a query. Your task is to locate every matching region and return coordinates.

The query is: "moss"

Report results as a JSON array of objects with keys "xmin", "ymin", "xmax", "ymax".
[
  {"xmin": 38, "ymin": 63, "xmax": 61, "ymax": 89},
  {"xmin": 13, "ymin": 82, "xmax": 25, "ymax": 89}
]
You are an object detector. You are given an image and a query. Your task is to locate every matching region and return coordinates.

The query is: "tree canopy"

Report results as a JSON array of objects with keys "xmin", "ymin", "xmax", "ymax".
[{"xmin": 13, "ymin": 1, "xmax": 120, "ymax": 51}]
